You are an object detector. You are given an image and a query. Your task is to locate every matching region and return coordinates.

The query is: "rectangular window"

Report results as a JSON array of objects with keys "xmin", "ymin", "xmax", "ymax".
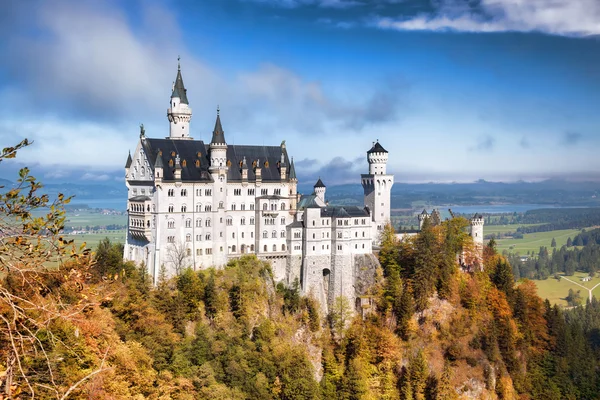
[
  {"xmin": 206, "ymin": 248, "xmax": 212, "ymax": 255},
  {"xmin": 196, "ymin": 249, "xmax": 203, "ymax": 255}
]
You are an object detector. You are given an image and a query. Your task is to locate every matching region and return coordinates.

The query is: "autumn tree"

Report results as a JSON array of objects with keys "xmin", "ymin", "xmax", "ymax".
[{"xmin": 0, "ymin": 139, "xmax": 100, "ymax": 398}]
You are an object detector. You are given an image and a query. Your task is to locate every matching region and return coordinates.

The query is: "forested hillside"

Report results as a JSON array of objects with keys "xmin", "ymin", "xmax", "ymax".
[{"xmin": 2, "ymin": 141, "xmax": 600, "ymax": 399}]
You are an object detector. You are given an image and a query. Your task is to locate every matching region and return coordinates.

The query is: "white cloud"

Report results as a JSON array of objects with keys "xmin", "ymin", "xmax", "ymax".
[
  {"xmin": 376, "ymin": 0, "xmax": 600, "ymax": 37},
  {"xmin": 245, "ymin": 0, "xmax": 363, "ymax": 8}
]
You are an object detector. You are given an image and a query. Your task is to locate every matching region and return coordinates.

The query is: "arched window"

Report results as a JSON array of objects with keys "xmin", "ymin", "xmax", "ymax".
[
  {"xmin": 206, "ymin": 218, "xmax": 211, "ymax": 227},
  {"xmin": 263, "ymin": 231, "xmax": 268, "ymax": 239},
  {"xmin": 232, "ymin": 245, "xmax": 236, "ymax": 253},
  {"xmin": 263, "ymin": 203, "xmax": 268, "ymax": 211},
  {"xmin": 264, "ymin": 245, "xmax": 268, "ymax": 252},
  {"xmin": 226, "ymin": 217, "xmax": 233, "ymax": 226},
  {"xmin": 185, "ymin": 219, "xmax": 191, "ymax": 228},
  {"xmin": 281, "ymin": 231, "xmax": 285, "ymax": 238},
  {"xmin": 281, "ymin": 203, "xmax": 286, "ymax": 210},
  {"xmin": 168, "ymin": 219, "xmax": 175, "ymax": 229},
  {"xmin": 231, "ymin": 203, "xmax": 236, "ymax": 211},
  {"xmin": 250, "ymin": 244, "xmax": 255, "ymax": 252},
  {"xmin": 282, "ymin": 244, "xmax": 286, "ymax": 251},
  {"xmin": 271, "ymin": 203, "xmax": 276, "ymax": 211},
  {"xmin": 219, "ymin": 201, "xmax": 224, "ymax": 209},
  {"xmin": 272, "ymin": 231, "xmax": 277, "ymax": 238},
  {"xmin": 196, "ymin": 203, "xmax": 202, "ymax": 212},
  {"xmin": 181, "ymin": 205, "xmax": 187, "ymax": 212},
  {"xmin": 168, "ymin": 205, "xmax": 174, "ymax": 213},
  {"xmin": 272, "ymin": 244, "xmax": 277, "ymax": 251},
  {"xmin": 196, "ymin": 218, "xmax": 202, "ymax": 227},
  {"xmin": 186, "ymin": 234, "xmax": 191, "ymax": 242}
]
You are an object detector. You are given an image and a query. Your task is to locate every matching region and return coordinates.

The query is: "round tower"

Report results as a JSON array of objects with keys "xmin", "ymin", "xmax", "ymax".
[
  {"xmin": 314, "ymin": 178, "xmax": 326, "ymax": 203},
  {"xmin": 167, "ymin": 59, "xmax": 192, "ymax": 140},
  {"xmin": 470, "ymin": 213, "xmax": 484, "ymax": 247},
  {"xmin": 367, "ymin": 140, "xmax": 388, "ymax": 175}
]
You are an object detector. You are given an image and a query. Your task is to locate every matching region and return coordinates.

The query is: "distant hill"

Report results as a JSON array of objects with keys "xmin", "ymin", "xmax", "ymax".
[{"xmin": 312, "ymin": 179, "xmax": 600, "ymax": 208}]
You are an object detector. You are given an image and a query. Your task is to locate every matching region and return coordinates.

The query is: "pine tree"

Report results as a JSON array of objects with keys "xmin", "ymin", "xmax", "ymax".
[
  {"xmin": 551, "ymin": 237, "xmax": 557, "ymax": 247},
  {"xmin": 436, "ymin": 360, "xmax": 457, "ymax": 400},
  {"xmin": 396, "ymin": 284, "xmax": 414, "ymax": 340},
  {"xmin": 412, "ymin": 217, "xmax": 440, "ymax": 311},
  {"xmin": 410, "ymin": 350, "xmax": 428, "ymax": 400}
]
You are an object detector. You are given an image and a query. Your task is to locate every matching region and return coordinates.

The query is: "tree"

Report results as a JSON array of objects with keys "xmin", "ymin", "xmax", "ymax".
[
  {"xmin": 566, "ymin": 237, "xmax": 573, "ymax": 247},
  {"xmin": 409, "ymin": 350, "xmax": 428, "ymax": 400},
  {"xmin": 329, "ymin": 296, "xmax": 352, "ymax": 339},
  {"xmin": 166, "ymin": 240, "xmax": 190, "ymax": 275},
  {"xmin": 436, "ymin": 360, "xmax": 457, "ymax": 400},
  {"xmin": 551, "ymin": 237, "xmax": 557, "ymax": 248},
  {"xmin": 0, "ymin": 139, "xmax": 99, "ymax": 397}
]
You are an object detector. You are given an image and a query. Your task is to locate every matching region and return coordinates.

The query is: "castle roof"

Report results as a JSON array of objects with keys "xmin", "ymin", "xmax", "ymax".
[
  {"xmin": 210, "ymin": 109, "xmax": 226, "ymax": 145},
  {"xmin": 367, "ymin": 141, "xmax": 387, "ymax": 154},
  {"xmin": 125, "ymin": 151, "xmax": 132, "ymax": 168},
  {"xmin": 139, "ymin": 138, "xmax": 292, "ymax": 183},
  {"xmin": 321, "ymin": 206, "xmax": 369, "ymax": 218},
  {"xmin": 129, "ymin": 195, "xmax": 151, "ymax": 202},
  {"xmin": 289, "ymin": 158, "xmax": 297, "ymax": 180},
  {"xmin": 171, "ymin": 63, "xmax": 189, "ymax": 104},
  {"xmin": 314, "ymin": 178, "xmax": 326, "ymax": 188},
  {"xmin": 472, "ymin": 213, "xmax": 484, "ymax": 219}
]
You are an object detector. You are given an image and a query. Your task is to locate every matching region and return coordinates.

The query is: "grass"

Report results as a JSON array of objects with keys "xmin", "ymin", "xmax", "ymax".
[
  {"xmin": 484, "ymin": 224, "xmax": 542, "ymax": 236},
  {"xmin": 495, "ymin": 228, "xmax": 582, "ymax": 254},
  {"xmin": 64, "ymin": 230, "xmax": 127, "ymax": 251},
  {"xmin": 64, "ymin": 213, "xmax": 127, "ymax": 228},
  {"xmin": 532, "ymin": 271, "xmax": 600, "ymax": 307}
]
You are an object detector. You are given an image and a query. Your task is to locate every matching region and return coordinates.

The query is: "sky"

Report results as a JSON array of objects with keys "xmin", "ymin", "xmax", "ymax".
[{"xmin": 0, "ymin": 0, "xmax": 599, "ymax": 185}]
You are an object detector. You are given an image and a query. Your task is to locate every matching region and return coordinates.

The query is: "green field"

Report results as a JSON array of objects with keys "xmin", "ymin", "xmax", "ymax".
[
  {"xmin": 65, "ymin": 213, "xmax": 127, "ymax": 228},
  {"xmin": 64, "ymin": 230, "xmax": 127, "ymax": 251},
  {"xmin": 495, "ymin": 228, "xmax": 581, "ymax": 254},
  {"xmin": 531, "ymin": 271, "xmax": 600, "ymax": 307},
  {"xmin": 484, "ymin": 224, "xmax": 541, "ymax": 236}
]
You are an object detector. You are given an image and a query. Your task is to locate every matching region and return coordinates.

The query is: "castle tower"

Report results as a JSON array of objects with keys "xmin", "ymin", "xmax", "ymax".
[
  {"xmin": 289, "ymin": 158, "xmax": 298, "ymax": 214},
  {"xmin": 470, "ymin": 214, "xmax": 484, "ymax": 248},
  {"xmin": 418, "ymin": 209, "xmax": 428, "ymax": 230},
  {"xmin": 167, "ymin": 59, "xmax": 192, "ymax": 140},
  {"xmin": 361, "ymin": 140, "xmax": 393, "ymax": 245},
  {"xmin": 314, "ymin": 178, "xmax": 326, "ymax": 203},
  {"xmin": 209, "ymin": 108, "xmax": 228, "ymax": 266}
]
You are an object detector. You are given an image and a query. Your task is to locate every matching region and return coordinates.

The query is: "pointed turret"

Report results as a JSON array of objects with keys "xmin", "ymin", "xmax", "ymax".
[
  {"xmin": 210, "ymin": 107, "xmax": 226, "ymax": 145},
  {"xmin": 125, "ymin": 151, "xmax": 132, "ymax": 168},
  {"xmin": 167, "ymin": 58, "xmax": 192, "ymax": 140},
  {"xmin": 154, "ymin": 150, "xmax": 164, "ymax": 183},
  {"xmin": 289, "ymin": 158, "xmax": 297, "ymax": 181},
  {"xmin": 314, "ymin": 178, "xmax": 326, "ymax": 188},
  {"xmin": 171, "ymin": 60, "xmax": 189, "ymax": 104}
]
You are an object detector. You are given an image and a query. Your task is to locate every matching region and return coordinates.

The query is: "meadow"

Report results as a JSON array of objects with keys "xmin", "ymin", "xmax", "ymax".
[
  {"xmin": 529, "ymin": 271, "xmax": 600, "ymax": 307},
  {"xmin": 492, "ymin": 228, "xmax": 581, "ymax": 254}
]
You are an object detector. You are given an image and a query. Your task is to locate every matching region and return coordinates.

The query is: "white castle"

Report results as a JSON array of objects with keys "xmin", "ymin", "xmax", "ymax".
[{"xmin": 123, "ymin": 63, "xmax": 392, "ymax": 312}]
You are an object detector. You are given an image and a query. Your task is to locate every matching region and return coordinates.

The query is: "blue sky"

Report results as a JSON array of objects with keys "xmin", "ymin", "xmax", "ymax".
[{"xmin": 0, "ymin": 0, "xmax": 599, "ymax": 185}]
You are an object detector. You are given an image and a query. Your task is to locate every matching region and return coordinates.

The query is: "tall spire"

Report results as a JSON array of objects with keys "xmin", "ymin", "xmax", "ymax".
[
  {"xmin": 210, "ymin": 106, "xmax": 226, "ymax": 145},
  {"xmin": 289, "ymin": 157, "xmax": 297, "ymax": 180},
  {"xmin": 171, "ymin": 57, "xmax": 189, "ymax": 104}
]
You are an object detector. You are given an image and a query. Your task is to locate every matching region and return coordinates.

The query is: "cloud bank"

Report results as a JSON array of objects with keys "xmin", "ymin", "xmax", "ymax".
[{"xmin": 376, "ymin": 0, "xmax": 600, "ymax": 37}]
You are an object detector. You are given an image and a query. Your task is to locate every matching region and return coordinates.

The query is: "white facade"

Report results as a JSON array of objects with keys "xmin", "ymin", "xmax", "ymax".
[{"xmin": 124, "ymin": 64, "xmax": 393, "ymax": 311}]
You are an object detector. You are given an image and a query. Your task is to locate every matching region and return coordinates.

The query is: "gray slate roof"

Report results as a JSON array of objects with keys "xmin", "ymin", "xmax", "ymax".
[
  {"xmin": 314, "ymin": 178, "xmax": 326, "ymax": 188},
  {"xmin": 321, "ymin": 206, "xmax": 369, "ymax": 218},
  {"xmin": 367, "ymin": 141, "xmax": 388, "ymax": 154},
  {"xmin": 289, "ymin": 158, "xmax": 297, "ymax": 180},
  {"xmin": 210, "ymin": 112, "xmax": 226, "ymax": 145},
  {"xmin": 140, "ymin": 138, "xmax": 291, "ymax": 183},
  {"xmin": 171, "ymin": 66, "xmax": 189, "ymax": 104},
  {"xmin": 125, "ymin": 152, "xmax": 132, "ymax": 168}
]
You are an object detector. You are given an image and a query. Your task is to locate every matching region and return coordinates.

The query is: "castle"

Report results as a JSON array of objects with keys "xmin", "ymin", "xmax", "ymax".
[{"xmin": 123, "ymin": 63, "xmax": 391, "ymax": 312}]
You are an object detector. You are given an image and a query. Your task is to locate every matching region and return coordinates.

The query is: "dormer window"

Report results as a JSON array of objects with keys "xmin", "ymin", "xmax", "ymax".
[
  {"xmin": 182, "ymin": 159, "xmax": 187, "ymax": 167},
  {"xmin": 195, "ymin": 160, "xmax": 200, "ymax": 168},
  {"xmin": 169, "ymin": 159, "xmax": 174, "ymax": 167}
]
